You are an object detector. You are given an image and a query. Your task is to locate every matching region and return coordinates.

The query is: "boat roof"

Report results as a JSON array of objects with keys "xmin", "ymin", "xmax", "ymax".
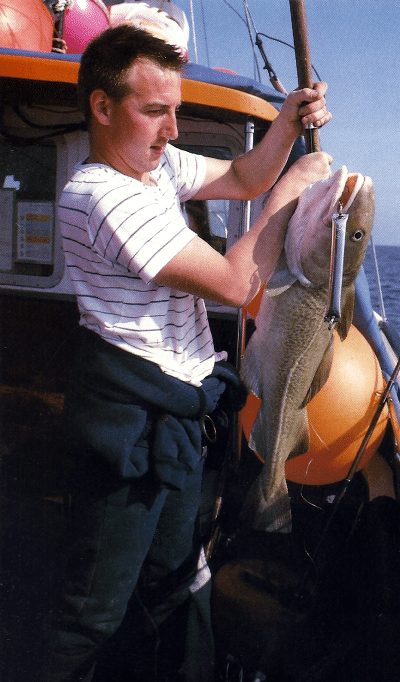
[{"xmin": 0, "ymin": 47, "xmax": 282, "ymax": 122}]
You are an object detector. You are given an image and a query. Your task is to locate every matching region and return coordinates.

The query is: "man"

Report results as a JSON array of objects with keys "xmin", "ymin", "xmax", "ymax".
[{"xmin": 44, "ymin": 23, "xmax": 332, "ymax": 682}]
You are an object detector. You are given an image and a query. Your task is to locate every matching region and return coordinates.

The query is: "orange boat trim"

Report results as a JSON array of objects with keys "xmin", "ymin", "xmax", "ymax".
[{"xmin": 0, "ymin": 52, "xmax": 278, "ymax": 122}]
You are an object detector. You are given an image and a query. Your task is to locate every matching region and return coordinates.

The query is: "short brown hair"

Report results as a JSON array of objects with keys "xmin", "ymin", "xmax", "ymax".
[{"xmin": 78, "ymin": 23, "xmax": 186, "ymax": 124}]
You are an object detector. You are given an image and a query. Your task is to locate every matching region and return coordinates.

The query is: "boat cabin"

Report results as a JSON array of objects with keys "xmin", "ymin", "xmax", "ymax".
[{"xmin": 0, "ymin": 46, "xmax": 299, "ymax": 462}]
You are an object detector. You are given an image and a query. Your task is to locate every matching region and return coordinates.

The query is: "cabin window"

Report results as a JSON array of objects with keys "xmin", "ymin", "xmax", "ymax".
[
  {"xmin": 184, "ymin": 199, "xmax": 228, "ymax": 254},
  {"xmin": 178, "ymin": 144, "xmax": 233, "ymax": 255},
  {"xmin": 0, "ymin": 139, "xmax": 59, "ymax": 283}
]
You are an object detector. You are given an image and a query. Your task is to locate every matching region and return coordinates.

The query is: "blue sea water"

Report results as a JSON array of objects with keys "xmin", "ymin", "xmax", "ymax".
[{"xmin": 362, "ymin": 243, "xmax": 400, "ymax": 330}]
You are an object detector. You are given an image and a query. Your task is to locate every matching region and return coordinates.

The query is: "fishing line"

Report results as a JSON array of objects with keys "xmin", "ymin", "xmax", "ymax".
[
  {"xmin": 188, "ymin": 1, "xmax": 198, "ymax": 63},
  {"xmin": 297, "ymin": 422, "xmax": 337, "ymax": 511},
  {"xmin": 225, "ymin": 654, "xmax": 244, "ymax": 682},
  {"xmin": 300, "ymin": 541, "xmax": 319, "ymax": 596},
  {"xmin": 292, "ymin": 355, "xmax": 400, "ymax": 607},
  {"xmin": 219, "ymin": 0, "xmax": 322, "ymax": 90},
  {"xmin": 369, "ymin": 235, "xmax": 387, "ymax": 322},
  {"xmin": 199, "ymin": 0, "xmax": 211, "ymax": 68},
  {"xmin": 299, "ymin": 460, "xmax": 324, "ymax": 511},
  {"xmin": 220, "ymin": 0, "xmax": 248, "ymax": 27},
  {"xmin": 219, "ymin": 0, "xmax": 262, "ymax": 80},
  {"xmin": 243, "ymin": 0, "xmax": 290, "ymax": 92},
  {"xmin": 256, "ymin": 32, "xmax": 322, "ymax": 82},
  {"xmin": 242, "ymin": 0, "xmax": 262, "ymax": 82}
]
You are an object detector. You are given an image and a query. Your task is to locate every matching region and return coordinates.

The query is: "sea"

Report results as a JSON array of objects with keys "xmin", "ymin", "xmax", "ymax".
[{"xmin": 362, "ymin": 243, "xmax": 400, "ymax": 330}]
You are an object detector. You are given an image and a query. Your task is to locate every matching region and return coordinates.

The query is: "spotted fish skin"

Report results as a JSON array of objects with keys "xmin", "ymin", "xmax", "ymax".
[{"xmin": 240, "ymin": 167, "xmax": 375, "ymax": 532}]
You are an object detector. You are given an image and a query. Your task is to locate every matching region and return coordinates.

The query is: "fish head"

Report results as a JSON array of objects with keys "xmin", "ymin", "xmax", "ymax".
[
  {"xmin": 285, "ymin": 166, "xmax": 374, "ymax": 288},
  {"xmin": 341, "ymin": 173, "xmax": 374, "ymax": 287}
]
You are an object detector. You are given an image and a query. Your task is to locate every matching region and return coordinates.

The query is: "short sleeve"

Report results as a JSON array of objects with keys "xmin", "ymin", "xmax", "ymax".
[{"xmin": 87, "ymin": 173, "xmax": 197, "ymax": 284}]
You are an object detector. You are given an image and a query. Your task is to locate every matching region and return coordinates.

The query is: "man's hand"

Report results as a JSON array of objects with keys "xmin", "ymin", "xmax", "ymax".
[
  {"xmin": 280, "ymin": 81, "xmax": 332, "ymax": 137},
  {"xmin": 271, "ymin": 151, "xmax": 333, "ymax": 208},
  {"xmin": 284, "ymin": 150, "xmax": 333, "ymax": 188}
]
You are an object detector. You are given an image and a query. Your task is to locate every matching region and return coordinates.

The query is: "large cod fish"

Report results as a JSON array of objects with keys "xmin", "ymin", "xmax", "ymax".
[{"xmin": 240, "ymin": 166, "xmax": 375, "ymax": 532}]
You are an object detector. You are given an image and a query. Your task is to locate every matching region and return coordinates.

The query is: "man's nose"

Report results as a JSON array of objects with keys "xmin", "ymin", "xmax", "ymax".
[{"xmin": 164, "ymin": 111, "xmax": 179, "ymax": 140}]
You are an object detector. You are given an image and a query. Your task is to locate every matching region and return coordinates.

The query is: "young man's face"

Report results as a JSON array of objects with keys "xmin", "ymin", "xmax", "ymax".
[{"xmin": 102, "ymin": 57, "xmax": 181, "ymax": 181}]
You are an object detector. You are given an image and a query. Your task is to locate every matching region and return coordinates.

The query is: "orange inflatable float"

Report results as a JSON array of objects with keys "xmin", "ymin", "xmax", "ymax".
[
  {"xmin": 0, "ymin": 0, "xmax": 54, "ymax": 51},
  {"xmin": 240, "ymin": 324, "xmax": 389, "ymax": 486}
]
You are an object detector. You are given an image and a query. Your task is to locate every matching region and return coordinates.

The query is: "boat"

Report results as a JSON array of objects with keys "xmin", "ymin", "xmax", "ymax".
[{"xmin": 1, "ymin": 2, "xmax": 400, "ymax": 681}]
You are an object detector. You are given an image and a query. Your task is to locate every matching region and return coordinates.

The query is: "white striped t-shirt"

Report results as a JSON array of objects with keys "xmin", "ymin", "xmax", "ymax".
[{"xmin": 59, "ymin": 144, "xmax": 218, "ymax": 385}]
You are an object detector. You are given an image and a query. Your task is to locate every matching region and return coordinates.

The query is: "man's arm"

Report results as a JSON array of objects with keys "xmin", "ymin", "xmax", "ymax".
[
  {"xmin": 193, "ymin": 82, "xmax": 331, "ymax": 202},
  {"xmin": 154, "ymin": 152, "xmax": 332, "ymax": 308}
]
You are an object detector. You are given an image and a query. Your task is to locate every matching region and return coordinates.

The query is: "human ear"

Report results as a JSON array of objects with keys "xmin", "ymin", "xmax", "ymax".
[{"xmin": 89, "ymin": 89, "xmax": 112, "ymax": 125}]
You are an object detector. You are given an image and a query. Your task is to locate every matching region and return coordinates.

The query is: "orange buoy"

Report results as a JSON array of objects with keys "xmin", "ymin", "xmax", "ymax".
[
  {"xmin": 0, "ymin": 0, "xmax": 54, "ymax": 52},
  {"xmin": 240, "ymin": 325, "xmax": 389, "ymax": 486}
]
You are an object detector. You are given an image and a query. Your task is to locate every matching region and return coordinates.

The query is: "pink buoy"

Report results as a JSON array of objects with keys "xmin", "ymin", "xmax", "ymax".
[
  {"xmin": 0, "ymin": 0, "xmax": 54, "ymax": 52},
  {"xmin": 63, "ymin": 0, "xmax": 109, "ymax": 54}
]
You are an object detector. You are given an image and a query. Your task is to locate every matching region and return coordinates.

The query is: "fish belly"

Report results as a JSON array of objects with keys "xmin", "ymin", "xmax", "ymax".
[{"xmin": 240, "ymin": 282, "xmax": 332, "ymax": 532}]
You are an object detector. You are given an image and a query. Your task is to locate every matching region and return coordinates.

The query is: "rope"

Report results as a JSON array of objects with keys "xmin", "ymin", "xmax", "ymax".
[{"xmin": 50, "ymin": 0, "xmax": 73, "ymax": 12}]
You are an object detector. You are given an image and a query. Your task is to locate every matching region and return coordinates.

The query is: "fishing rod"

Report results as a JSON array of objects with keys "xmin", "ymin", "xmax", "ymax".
[
  {"xmin": 289, "ymin": 0, "xmax": 347, "ymax": 330},
  {"xmin": 289, "ymin": 0, "xmax": 320, "ymax": 153},
  {"xmin": 249, "ymin": 7, "xmax": 322, "ymax": 682}
]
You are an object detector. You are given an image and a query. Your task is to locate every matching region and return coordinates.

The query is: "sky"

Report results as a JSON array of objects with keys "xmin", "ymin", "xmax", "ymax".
[{"xmin": 175, "ymin": 0, "xmax": 400, "ymax": 245}]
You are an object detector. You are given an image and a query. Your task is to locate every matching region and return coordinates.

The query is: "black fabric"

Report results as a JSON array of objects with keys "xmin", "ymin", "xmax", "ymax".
[{"xmin": 61, "ymin": 328, "xmax": 244, "ymax": 491}]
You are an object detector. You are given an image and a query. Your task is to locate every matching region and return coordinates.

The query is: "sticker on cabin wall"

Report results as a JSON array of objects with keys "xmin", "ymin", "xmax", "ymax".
[
  {"xmin": 16, "ymin": 202, "xmax": 54, "ymax": 263},
  {"xmin": 0, "ymin": 189, "xmax": 14, "ymax": 272}
]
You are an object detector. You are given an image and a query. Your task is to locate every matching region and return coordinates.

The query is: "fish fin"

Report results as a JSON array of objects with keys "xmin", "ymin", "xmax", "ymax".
[
  {"xmin": 300, "ymin": 336, "xmax": 334, "ymax": 407},
  {"xmin": 336, "ymin": 286, "xmax": 355, "ymax": 341},
  {"xmin": 240, "ymin": 336, "xmax": 263, "ymax": 398},
  {"xmin": 265, "ymin": 252, "xmax": 297, "ymax": 297},
  {"xmin": 287, "ymin": 415, "xmax": 310, "ymax": 460}
]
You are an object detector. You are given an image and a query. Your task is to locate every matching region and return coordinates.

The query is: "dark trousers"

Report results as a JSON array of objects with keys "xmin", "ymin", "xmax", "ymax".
[
  {"xmin": 34, "ymin": 329, "xmax": 212, "ymax": 681},
  {"xmin": 39, "ymin": 460, "xmax": 204, "ymax": 682}
]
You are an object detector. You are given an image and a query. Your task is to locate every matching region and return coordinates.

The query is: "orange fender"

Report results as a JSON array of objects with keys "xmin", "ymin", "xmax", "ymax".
[
  {"xmin": 0, "ymin": 0, "xmax": 54, "ymax": 51},
  {"xmin": 240, "ymin": 325, "xmax": 389, "ymax": 485}
]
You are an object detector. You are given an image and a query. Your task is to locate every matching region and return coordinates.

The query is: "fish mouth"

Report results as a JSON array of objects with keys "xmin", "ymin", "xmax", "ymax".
[
  {"xmin": 321, "ymin": 168, "xmax": 372, "ymax": 225},
  {"xmin": 338, "ymin": 173, "xmax": 373, "ymax": 214},
  {"xmin": 284, "ymin": 167, "xmax": 374, "ymax": 289},
  {"xmin": 339, "ymin": 174, "xmax": 361, "ymax": 210}
]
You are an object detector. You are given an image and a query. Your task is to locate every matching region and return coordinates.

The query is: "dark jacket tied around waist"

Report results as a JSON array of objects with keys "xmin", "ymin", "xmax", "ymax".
[{"xmin": 62, "ymin": 327, "xmax": 246, "ymax": 491}]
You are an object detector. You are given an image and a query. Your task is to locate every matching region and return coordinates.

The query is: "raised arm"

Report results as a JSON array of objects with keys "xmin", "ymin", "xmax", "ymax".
[
  {"xmin": 194, "ymin": 82, "xmax": 332, "ymax": 202},
  {"xmin": 154, "ymin": 151, "xmax": 332, "ymax": 307}
]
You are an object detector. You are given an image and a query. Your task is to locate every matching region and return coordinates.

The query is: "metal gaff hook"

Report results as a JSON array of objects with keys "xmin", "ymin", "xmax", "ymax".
[{"xmin": 324, "ymin": 202, "xmax": 349, "ymax": 329}]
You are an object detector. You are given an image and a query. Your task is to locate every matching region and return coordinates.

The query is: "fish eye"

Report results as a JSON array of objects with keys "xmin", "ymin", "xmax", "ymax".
[{"xmin": 350, "ymin": 230, "xmax": 364, "ymax": 242}]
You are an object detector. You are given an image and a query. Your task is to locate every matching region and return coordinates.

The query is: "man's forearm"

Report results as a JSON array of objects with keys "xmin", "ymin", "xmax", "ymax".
[{"xmin": 230, "ymin": 115, "xmax": 299, "ymax": 200}]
